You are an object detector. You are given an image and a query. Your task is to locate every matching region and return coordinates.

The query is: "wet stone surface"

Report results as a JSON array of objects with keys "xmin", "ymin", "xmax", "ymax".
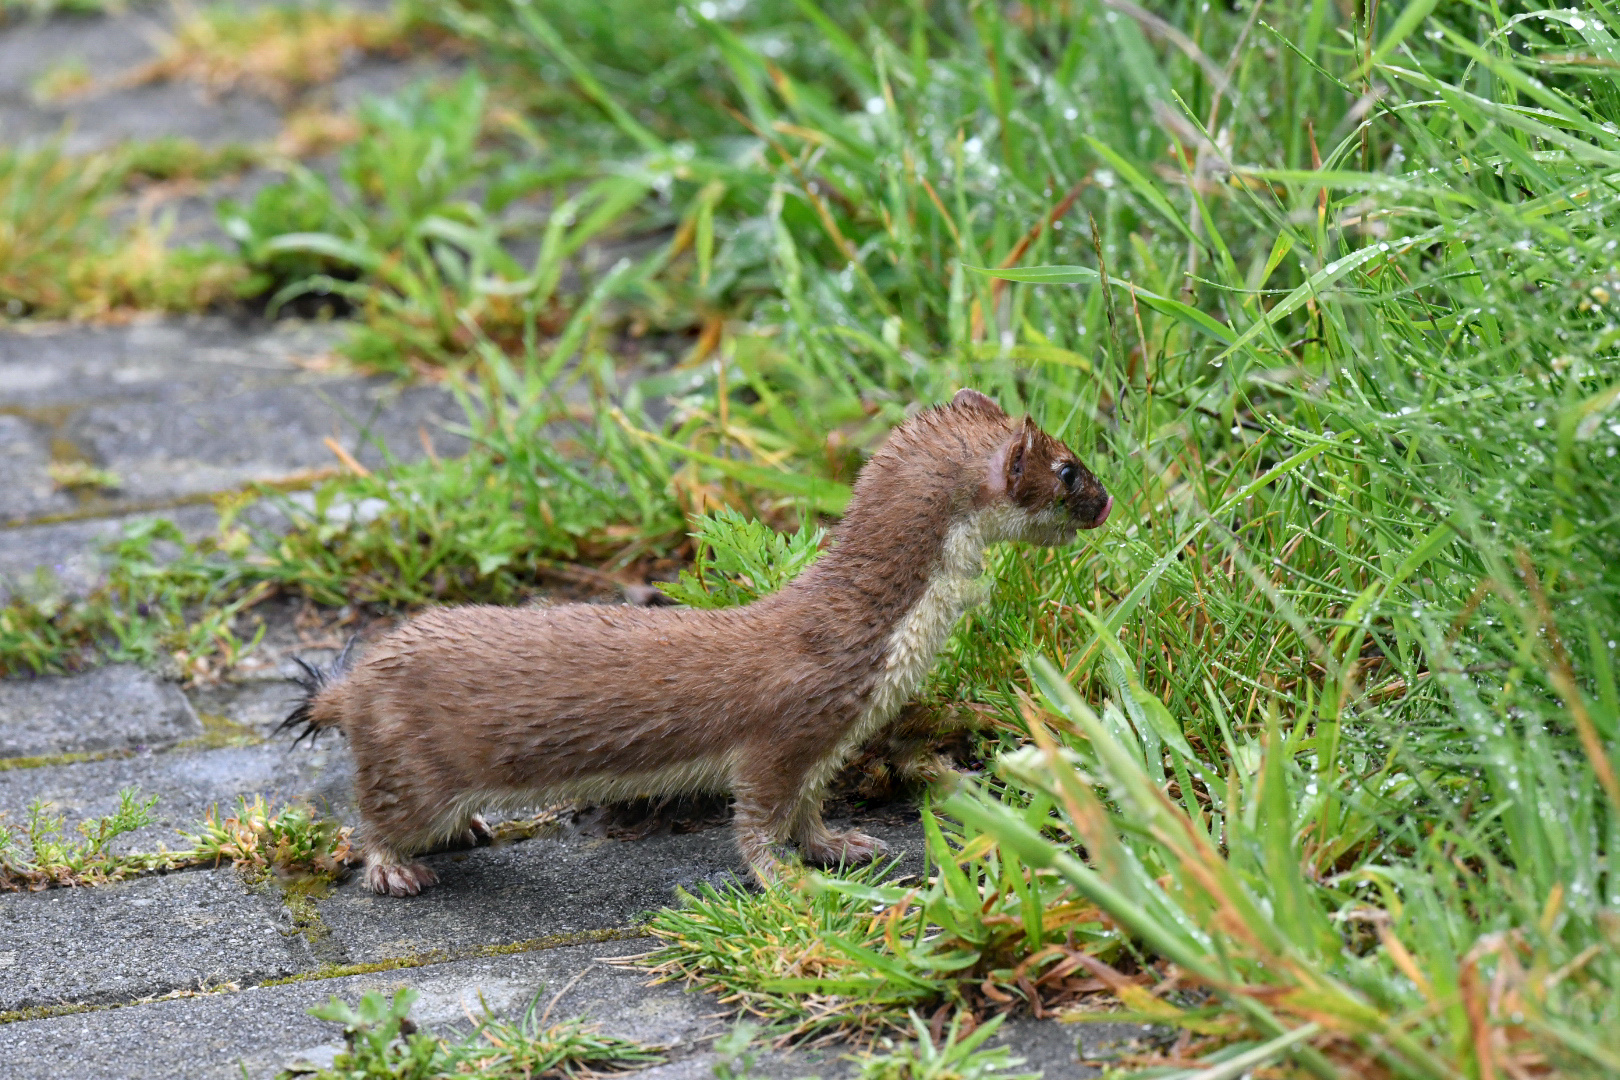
[
  {"xmin": 0, "ymin": 664, "xmax": 201, "ymax": 760},
  {"xmin": 0, "ymin": 866, "xmax": 310, "ymax": 1013},
  {"xmin": 0, "ymin": 740, "xmax": 354, "ymax": 857},
  {"xmin": 0, "ymin": 317, "xmax": 465, "ymax": 529}
]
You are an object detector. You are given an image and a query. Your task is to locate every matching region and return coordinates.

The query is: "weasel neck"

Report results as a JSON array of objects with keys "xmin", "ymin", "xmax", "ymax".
[{"xmin": 778, "ymin": 504, "xmax": 1001, "ymax": 687}]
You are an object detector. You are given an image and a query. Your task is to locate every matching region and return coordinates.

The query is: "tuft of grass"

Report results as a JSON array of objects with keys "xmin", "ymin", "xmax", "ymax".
[
  {"xmin": 0, "ymin": 789, "xmax": 356, "ymax": 891},
  {"xmin": 0, "ymin": 139, "xmax": 250, "ymax": 320},
  {"xmin": 855, "ymin": 1013, "xmax": 1034, "ymax": 1080},
  {"xmin": 654, "ymin": 506, "xmax": 824, "ymax": 608},
  {"xmin": 119, "ymin": 137, "xmax": 261, "ymax": 184},
  {"xmin": 28, "ymin": 56, "xmax": 91, "ymax": 104},
  {"xmin": 289, "ymin": 987, "xmax": 664, "ymax": 1080}
]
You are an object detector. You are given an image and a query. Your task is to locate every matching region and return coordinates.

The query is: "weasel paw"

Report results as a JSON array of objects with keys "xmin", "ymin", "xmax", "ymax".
[
  {"xmin": 799, "ymin": 829, "xmax": 889, "ymax": 866},
  {"xmin": 366, "ymin": 860, "xmax": 438, "ymax": 897},
  {"xmin": 467, "ymin": 814, "xmax": 494, "ymax": 846}
]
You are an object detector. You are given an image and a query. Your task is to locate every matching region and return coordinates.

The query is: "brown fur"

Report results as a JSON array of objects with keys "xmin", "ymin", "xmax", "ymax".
[{"xmin": 286, "ymin": 389, "xmax": 1110, "ymax": 895}]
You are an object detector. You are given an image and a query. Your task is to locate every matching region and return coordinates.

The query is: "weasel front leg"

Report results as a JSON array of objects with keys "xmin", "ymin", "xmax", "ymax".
[
  {"xmin": 362, "ymin": 840, "xmax": 439, "ymax": 897},
  {"xmin": 789, "ymin": 789, "xmax": 889, "ymax": 867}
]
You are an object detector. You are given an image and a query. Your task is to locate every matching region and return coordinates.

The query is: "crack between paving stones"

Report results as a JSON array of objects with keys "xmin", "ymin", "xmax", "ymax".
[
  {"xmin": 1, "ymin": 467, "xmax": 342, "ymax": 530},
  {"xmin": 0, "ymin": 926, "xmax": 649, "ymax": 1026}
]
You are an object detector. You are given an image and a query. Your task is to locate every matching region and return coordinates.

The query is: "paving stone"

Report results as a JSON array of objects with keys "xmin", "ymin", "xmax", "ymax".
[
  {"xmin": 187, "ymin": 676, "xmax": 316, "ymax": 738},
  {"xmin": 0, "ymin": 412, "xmax": 73, "ymax": 521},
  {"xmin": 0, "ymin": 664, "xmax": 200, "ymax": 760},
  {"xmin": 0, "ymin": 740, "xmax": 353, "ymax": 857},
  {"xmin": 0, "ymin": 867, "xmax": 310, "ymax": 1012},
  {"xmin": 0, "ymin": 503, "xmax": 219, "ymax": 604},
  {"xmin": 0, "ymin": 938, "xmax": 695, "ymax": 1079},
  {"xmin": 0, "ymin": 317, "xmax": 467, "ymax": 525},
  {"xmin": 64, "ymin": 377, "xmax": 465, "ymax": 506},
  {"xmin": 315, "ymin": 819, "xmax": 928, "ymax": 965},
  {"xmin": 0, "ymin": 319, "xmax": 345, "ymax": 407},
  {"xmin": 0, "ymin": 80, "xmax": 285, "ymax": 157},
  {"xmin": 0, "ymin": 931, "xmax": 1137, "ymax": 1079}
]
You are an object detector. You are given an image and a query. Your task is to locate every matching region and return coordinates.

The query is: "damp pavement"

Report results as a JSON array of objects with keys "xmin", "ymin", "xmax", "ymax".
[{"xmin": 0, "ymin": 6, "xmax": 1152, "ymax": 1078}]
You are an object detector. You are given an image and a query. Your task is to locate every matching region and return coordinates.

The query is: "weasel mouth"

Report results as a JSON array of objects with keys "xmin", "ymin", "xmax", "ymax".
[{"xmin": 1083, "ymin": 494, "xmax": 1113, "ymax": 530}]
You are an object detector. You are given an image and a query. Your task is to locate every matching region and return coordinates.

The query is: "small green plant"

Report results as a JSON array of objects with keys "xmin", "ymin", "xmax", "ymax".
[
  {"xmin": 292, "ymin": 986, "xmax": 663, "ymax": 1079},
  {"xmin": 710, "ymin": 1021, "xmax": 764, "ymax": 1080},
  {"xmin": 0, "ymin": 787, "xmax": 158, "ymax": 888},
  {"xmin": 655, "ymin": 507, "xmax": 824, "ymax": 608},
  {"xmin": 181, "ymin": 794, "xmax": 355, "ymax": 876},
  {"xmin": 855, "ymin": 1013, "xmax": 1034, "ymax": 1080},
  {"xmin": 119, "ymin": 137, "xmax": 261, "ymax": 183}
]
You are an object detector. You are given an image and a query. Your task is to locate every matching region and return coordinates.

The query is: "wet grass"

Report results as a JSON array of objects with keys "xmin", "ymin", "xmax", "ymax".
[
  {"xmin": 1, "ymin": 0, "xmax": 1618, "ymax": 1074},
  {"xmin": 0, "ymin": 789, "xmax": 353, "ymax": 890},
  {"xmin": 290, "ymin": 987, "xmax": 663, "ymax": 1080}
]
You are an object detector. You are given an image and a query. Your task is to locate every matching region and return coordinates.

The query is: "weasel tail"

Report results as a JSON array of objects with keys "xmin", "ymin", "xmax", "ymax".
[{"xmin": 278, "ymin": 637, "xmax": 359, "ymax": 746}]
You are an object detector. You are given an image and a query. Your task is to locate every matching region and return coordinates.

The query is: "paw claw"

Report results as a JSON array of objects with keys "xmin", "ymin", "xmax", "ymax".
[
  {"xmin": 799, "ymin": 829, "xmax": 889, "ymax": 866},
  {"xmin": 468, "ymin": 814, "xmax": 494, "ymax": 845},
  {"xmin": 366, "ymin": 861, "xmax": 438, "ymax": 896}
]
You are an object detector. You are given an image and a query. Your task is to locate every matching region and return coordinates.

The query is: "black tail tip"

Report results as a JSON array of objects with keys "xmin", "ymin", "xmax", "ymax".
[{"xmin": 277, "ymin": 637, "xmax": 359, "ymax": 748}]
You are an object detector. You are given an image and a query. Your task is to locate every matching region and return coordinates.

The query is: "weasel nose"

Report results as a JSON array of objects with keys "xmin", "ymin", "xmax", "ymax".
[{"xmin": 1088, "ymin": 494, "xmax": 1113, "ymax": 529}]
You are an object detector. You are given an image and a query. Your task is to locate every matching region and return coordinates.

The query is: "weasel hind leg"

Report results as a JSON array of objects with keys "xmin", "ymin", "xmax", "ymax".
[{"xmin": 362, "ymin": 842, "xmax": 439, "ymax": 897}]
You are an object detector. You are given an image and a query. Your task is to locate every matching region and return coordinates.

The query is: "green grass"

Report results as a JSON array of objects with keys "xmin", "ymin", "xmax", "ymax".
[
  {"xmin": 288, "ymin": 987, "xmax": 663, "ymax": 1080},
  {"xmin": 0, "ymin": 789, "xmax": 353, "ymax": 889},
  {"xmin": 3, "ymin": 0, "xmax": 1620, "ymax": 1074}
]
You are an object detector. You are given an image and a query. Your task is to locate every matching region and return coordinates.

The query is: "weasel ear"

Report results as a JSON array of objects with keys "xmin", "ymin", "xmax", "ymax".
[
  {"xmin": 952, "ymin": 388, "xmax": 1005, "ymax": 416},
  {"xmin": 986, "ymin": 418, "xmax": 1034, "ymax": 497}
]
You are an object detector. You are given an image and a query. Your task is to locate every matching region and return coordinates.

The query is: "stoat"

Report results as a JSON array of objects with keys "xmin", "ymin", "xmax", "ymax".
[{"xmin": 281, "ymin": 389, "xmax": 1112, "ymax": 896}]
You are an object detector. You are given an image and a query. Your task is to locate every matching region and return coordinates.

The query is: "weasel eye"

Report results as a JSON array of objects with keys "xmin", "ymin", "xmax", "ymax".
[{"xmin": 1057, "ymin": 463, "xmax": 1078, "ymax": 489}]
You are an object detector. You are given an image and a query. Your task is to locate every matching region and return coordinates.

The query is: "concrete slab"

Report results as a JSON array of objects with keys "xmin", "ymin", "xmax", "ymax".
[
  {"xmin": 0, "ymin": 317, "xmax": 466, "ymax": 524},
  {"xmin": 316, "ymin": 818, "xmax": 927, "ymax": 966},
  {"xmin": 0, "ymin": 929, "xmax": 1140, "ymax": 1079},
  {"xmin": 0, "ymin": 740, "xmax": 353, "ymax": 857},
  {"xmin": 0, "ymin": 504, "xmax": 220, "ymax": 605},
  {"xmin": 0, "ymin": 80, "xmax": 285, "ymax": 157},
  {"xmin": 0, "ymin": 937, "xmax": 690, "ymax": 1080},
  {"xmin": 316, "ymin": 830, "xmax": 748, "ymax": 965},
  {"xmin": 0, "ymin": 664, "xmax": 201, "ymax": 761},
  {"xmin": 0, "ymin": 318, "xmax": 345, "ymax": 408},
  {"xmin": 0, "ymin": 867, "xmax": 310, "ymax": 1012},
  {"xmin": 0, "ymin": 413, "xmax": 73, "ymax": 521},
  {"xmin": 65, "ymin": 378, "xmax": 464, "ymax": 505}
]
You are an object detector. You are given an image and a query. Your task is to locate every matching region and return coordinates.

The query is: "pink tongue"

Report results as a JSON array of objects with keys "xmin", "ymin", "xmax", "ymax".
[{"xmin": 1094, "ymin": 494, "xmax": 1113, "ymax": 527}]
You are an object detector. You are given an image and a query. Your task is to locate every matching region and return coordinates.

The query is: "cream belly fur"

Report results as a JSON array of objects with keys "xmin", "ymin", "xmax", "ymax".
[{"xmin": 796, "ymin": 510, "xmax": 1003, "ymax": 806}]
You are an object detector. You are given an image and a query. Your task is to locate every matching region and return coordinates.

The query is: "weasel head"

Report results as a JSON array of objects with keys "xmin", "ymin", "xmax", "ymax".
[{"xmin": 958, "ymin": 389, "xmax": 1113, "ymax": 546}]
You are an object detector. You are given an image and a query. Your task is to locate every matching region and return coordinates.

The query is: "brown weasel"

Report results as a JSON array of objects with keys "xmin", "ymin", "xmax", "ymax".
[{"xmin": 281, "ymin": 389, "xmax": 1111, "ymax": 896}]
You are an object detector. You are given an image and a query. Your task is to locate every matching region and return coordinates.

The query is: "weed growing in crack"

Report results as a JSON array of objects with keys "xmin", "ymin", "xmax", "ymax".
[
  {"xmin": 289, "ymin": 986, "xmax": 663, "ymax": 1080},
  {"xmin": 854, "ymin": 1013, "xmax": 1034, "ymax": 1080},
  {"xmin": 0, "ymin": 790, "xmax": 355, "ymax": 891},
  {"xmin": 182, "ymin": 794, "xmax": 356, "ymax": 878},
  {"xmin": 0, "ymin": 787, "xmax": 158, "ymax": 888}
]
